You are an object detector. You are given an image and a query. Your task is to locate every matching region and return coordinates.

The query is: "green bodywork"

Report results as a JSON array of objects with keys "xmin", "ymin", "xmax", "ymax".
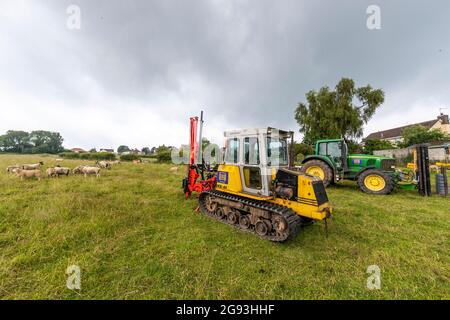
[{"xmin": 302, "ymin": 139, "xmax": 397, "ymax": 182}]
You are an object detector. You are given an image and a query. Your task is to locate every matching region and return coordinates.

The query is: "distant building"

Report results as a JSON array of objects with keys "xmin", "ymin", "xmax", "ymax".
[
  {"xmin": 70, "ymin": 148, "xmax": 86, "ymax": 153},
  {"xmin": 99, "ymin": 148, "xmax": 115, "ymax": 153},
  {"xmin": 365, "ymin": 113, "xmax": 450, "ymax": 145},
  {"xmin": 131, "ymin": 148, "xmax": 143, "ymax": 155},
  {"xmin": 120, "ymin": 148, "xmax": 142, "ymax": 155}
]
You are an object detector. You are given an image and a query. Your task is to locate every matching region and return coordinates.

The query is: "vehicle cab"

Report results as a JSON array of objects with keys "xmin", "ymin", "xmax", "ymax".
[{"xmin": 216, "ymin": 128, "xmax": 292, "ymax": 197}]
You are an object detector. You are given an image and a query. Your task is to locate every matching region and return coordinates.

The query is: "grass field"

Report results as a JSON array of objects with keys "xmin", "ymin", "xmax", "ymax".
[{"xmin": 0, "ymin": 154, "xmax": 449, "ymax": 300}]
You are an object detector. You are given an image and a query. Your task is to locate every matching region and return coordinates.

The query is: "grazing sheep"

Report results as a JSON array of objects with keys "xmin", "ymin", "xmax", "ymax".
[
  {"xmin": 111, "ymin": 160, "xmax": 121, "ymax": 165},
  {"xmin": 16, "ymin": 169, "xmax": 41, "ymax": 180},
  {"xmin": 54, "ymin": 167, "xmax": 71, "ymax": 176},
  {"xmin": 170, "ymin": 166, "xmax": 179, "ymax": 172},
  {"xmin": 48, "ymin": 167, "xmax": 70, "ymax": 177},
  {"xmin": 133, "ymin": 160, "xmax": 142, "ymax": 164},
  {"xmin": 56, "ymin": 158, "xmax": 64, "ymax": 162},
  {"xmin": 46, "ymin": 168, "xmax": 57, "ymax": 178},
  {"xmin": 6, "ymin": 165, "xmax": 20, "ymax": 173},
  {"xmin": 81, "ymin": 166, "xmax": 101, "ymax": 178},
  {"xmin": 73, "ymin": 165, "xmax": 86, "ymax": 174},
  {"xmin": 96, "ymin": 161, "xmax": 111, "ymax": 169},
  {"xmin": 22, "ymin": 162, "xmax": 44, "ymax": 170}
]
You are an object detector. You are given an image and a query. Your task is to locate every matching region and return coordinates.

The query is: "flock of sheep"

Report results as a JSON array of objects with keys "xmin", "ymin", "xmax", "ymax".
[{"xmin": 5, "ymin": 160, "xmax": 121, "ymax": 180}]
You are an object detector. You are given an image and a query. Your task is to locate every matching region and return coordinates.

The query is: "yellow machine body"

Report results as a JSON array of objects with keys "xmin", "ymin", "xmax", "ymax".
[
  {"xmin": 216, "ymin": 164, "xmax": 332, "ymax": 221},
  {"xmin": 197, "ymin": 127, "xmax": 333, "ymax": 242}
]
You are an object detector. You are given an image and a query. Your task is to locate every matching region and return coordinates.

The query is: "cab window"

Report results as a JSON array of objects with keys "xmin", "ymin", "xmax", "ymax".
[
  {"xmin": 267, "ymin": 137, "xmax": 288, "ymax": 166},
  {"xmin": 327, "ymin": 142, "xmax": 341, "ymax": 158},
  {"xmin": 244, "ymin": 137, "xmax": 260, "ymax": 165},
  {"xmin": 225, "ymin": 138, "xmax": 240, "ymax": 163},
  {"xmin": 243, "ymin": 167, "xmax": 262, "ymax": 189},
  {"xmin": 318, "ymin": 143, "xmax": 327, "ymax": 156},
  {"xmin": 318, "ymin": 142, "xmax": 341, "ymax": 158}
]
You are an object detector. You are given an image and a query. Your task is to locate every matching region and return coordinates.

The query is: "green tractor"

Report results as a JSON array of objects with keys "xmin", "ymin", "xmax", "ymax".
[{"xmin": 300, "ymin": 139, "xmax": 400, "ymax": 195}]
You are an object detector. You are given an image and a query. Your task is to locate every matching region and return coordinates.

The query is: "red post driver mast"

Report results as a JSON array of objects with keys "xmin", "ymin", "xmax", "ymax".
[{"xmin": 182, "ymin": 111, "xmax": 216, "ymax": 198}]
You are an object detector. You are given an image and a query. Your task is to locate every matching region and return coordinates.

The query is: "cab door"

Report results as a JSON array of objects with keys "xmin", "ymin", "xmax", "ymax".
[
  {"xmin": 240, "ymin": 136, "xmax": 264, "ymax": 195},
  {"xmin": 318, "ymin": 141, "xmax": 344, "ymax": 171}
]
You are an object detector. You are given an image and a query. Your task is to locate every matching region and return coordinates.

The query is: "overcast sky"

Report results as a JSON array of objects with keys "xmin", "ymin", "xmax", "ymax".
[{"xmin": 0, "ymin": 0, "xmax": 449, "ymax": 150}]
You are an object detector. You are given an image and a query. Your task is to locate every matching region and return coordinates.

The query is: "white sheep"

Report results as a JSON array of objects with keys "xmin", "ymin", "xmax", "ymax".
[
  {"xmin": 81, "ymin": 166, "xmax": 101, "ymax": 178},
  {"xmin": 54, "ymin": 167, "xmax": 71, "ymax": 176},
  {"xmin": 6, "ymin": 165, "xmax": 20, "ymax": 173},
  {"xmin": 22, "ymin": 162, "xmax": 44, "ymax": 170},
  {"xmin": 16, "ymin": 169, "xmax": 42, "ymax": 180},
  {"xmin": 46, "ymin": 168, "xmax": 57, "ymax": 178},
  {"xmin": 96, "ymin": 161, "xmax": 111, "ymax": 169},
  {"xmin": 73, "ymin": 165, "xmax": 86, "ymax": 174}
]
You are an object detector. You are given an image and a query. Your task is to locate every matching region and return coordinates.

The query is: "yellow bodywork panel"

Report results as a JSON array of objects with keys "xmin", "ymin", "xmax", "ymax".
[
  {"xmin": 216, "ymin": 164, "xmax": 242, "ymax": 193},
  {"xmin": 216, "ymin": 165, "xmax": 332, "ymax": 221}
]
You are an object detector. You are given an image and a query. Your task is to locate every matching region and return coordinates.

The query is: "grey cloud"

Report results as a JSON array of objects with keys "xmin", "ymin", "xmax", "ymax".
[{"xmin": 0, "ymin": 0, "xmax": 449, "ymax": 148}]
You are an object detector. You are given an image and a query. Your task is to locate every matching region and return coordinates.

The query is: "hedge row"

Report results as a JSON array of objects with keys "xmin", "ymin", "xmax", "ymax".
[{"xmin": 59, "ymin": 152, "xmax": 117, "ymax": 161}]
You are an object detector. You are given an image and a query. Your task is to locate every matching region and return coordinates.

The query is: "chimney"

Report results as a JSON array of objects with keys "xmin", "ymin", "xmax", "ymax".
[{"xmin": 438, "ymin": 113, "xmax": 449, "ymax": 125}]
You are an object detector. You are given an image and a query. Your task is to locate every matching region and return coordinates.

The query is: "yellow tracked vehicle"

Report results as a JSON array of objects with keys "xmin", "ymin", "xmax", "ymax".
[{"xmin": 188, "ymin": 124, "xmax": 333, "ymax": 242}]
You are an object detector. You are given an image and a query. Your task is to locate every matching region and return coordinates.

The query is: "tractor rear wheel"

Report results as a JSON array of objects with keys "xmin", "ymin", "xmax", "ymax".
[
  {"xmin": 301, "ymin": 160, "xmax": 333, "ymax": 187},
  {"xmin": 357, "ymin": 169, "xmax": 394, "ymax": 195}
]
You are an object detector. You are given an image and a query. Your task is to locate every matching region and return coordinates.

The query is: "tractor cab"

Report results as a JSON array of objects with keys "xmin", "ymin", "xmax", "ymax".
[
  {"xmin": 218, "ymin": 128, "xmax": 292, "ymax": 197},
  {"xmin": 316, "ymin": 139, "xmax": 348, "ymax": 172}
]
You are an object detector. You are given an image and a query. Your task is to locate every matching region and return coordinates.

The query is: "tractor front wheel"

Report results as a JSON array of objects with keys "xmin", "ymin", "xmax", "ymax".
[
  {"xmin": 357, "ymin": 170, "xmax": 394, "ymax": 195},
  {"xmin": 301, "ymin": 160, "xmax": 333, "ymax": 187}
]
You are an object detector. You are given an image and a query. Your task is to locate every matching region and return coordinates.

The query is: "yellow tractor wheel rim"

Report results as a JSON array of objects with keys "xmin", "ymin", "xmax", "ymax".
[
  {"xmin": 306, "ymin": 166, "xmax": 325, "ymax": 180},
  {"xmin": 364, "ymin": 174, "xmax": 386, "ymax": 192}
]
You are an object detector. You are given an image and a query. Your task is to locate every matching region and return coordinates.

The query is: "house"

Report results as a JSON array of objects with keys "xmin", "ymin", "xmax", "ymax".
[
  {"xmin": 70, "ymin": 148, "xmax": 86, "ymax": 153},
  {"xmin": 365, "ymin": 113, "xmax": 450, "ymax": 145},
  {"xmin": 99, "ymin": 148, "xmax": 115, "ymax": 153},
  {"xmin": 120, "ymin": 148, "xmax": 142, "ymax": 155}
]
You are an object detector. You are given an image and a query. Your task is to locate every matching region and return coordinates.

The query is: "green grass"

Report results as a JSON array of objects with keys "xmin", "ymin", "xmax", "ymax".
[{"xmin": 0, "ymin": 154, "xmax": 449, "ymax": 300}]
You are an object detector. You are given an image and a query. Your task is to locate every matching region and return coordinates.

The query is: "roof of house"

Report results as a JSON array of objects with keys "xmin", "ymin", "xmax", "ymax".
[
  {"xmin": 100, "ymin": 148, "xmax": 114, "ymax": 152},
  {"xmin": 365, "ymin": 119, "xmax": 439, "ymax": 140},
  {"xmin": 71, "ymin": 148, "xmax": 86, "ymax": 152}
]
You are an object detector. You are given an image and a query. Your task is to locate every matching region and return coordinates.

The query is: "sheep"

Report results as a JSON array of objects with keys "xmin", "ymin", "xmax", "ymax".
[
  {"xmin": 73, "ymin": 165, "xmax": 86, "ymax": 174},
  {"xmin": 54, "ymin": 167, "xmax": 70, "ymax": 176},
  {"xmin": 22, "ymin": 162, "xmax": 44, "ymax": 170},
  {"xmin": 48, "ymin": 167, "xmax": 70, "ymax": 177},
  {"xmin": 170, "ymin": 166, "xmax": 179, "ymax": 172},
  {"xmin": 6, "ymin": 165, "xmax": 20, "ymax": 173},
  {"xmin": 81, "ymin": 166, "xmax": 101, "ymax": 178},
  {"xmin": 16, "ymin": 169, "xmax": 41, "ymax": 180},
  {"xmin": 46, "ymin": 168, "xmax": 57, "ymax": 178},
  {"xmin": 96, "ymin": 161, "xmax": 111, "ymax": 169},
  {"xmin": 111, "ymin": 160, "xmax": 121, "ymax": 165}
]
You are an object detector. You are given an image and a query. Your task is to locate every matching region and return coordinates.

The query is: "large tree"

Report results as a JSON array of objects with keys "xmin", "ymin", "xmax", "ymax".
[
  {"xmin": 0, "ymin": 130, "xmax": 31, "ymax": 153},
  {"xmin": 29, "ymin": 130, "xmax": 64, "ymax": 154},
  {"xmin": 295, "ymin": 78, "xmax": 385, "ymax": 143},
  {"xmin": 117, "ymin": 145, "xmax": 130, "ymax": 154}
]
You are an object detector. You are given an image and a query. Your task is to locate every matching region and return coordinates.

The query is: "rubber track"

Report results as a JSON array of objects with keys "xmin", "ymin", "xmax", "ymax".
[{"xmin": 199, "ymin": 190, "xmax": 303, "ymax": 242}]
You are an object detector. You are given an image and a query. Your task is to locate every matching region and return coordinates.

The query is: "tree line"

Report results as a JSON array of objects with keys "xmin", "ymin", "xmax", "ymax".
[{"xmin": 0, "ymin": 130, "xmax": 64, "ymax": 154}]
